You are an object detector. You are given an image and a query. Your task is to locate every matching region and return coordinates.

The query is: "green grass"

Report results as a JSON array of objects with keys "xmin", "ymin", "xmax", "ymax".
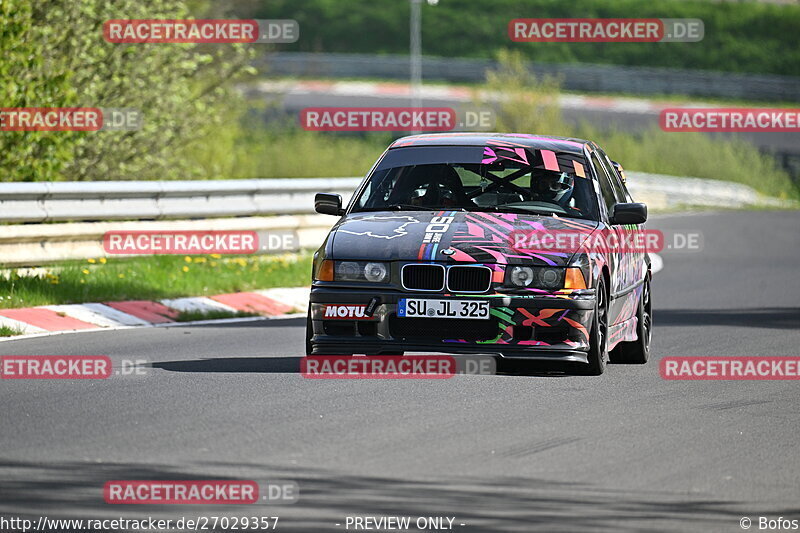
[
  {"xmin": 188, "ymin": 124, "xmax": 390, "ymax": 180},
  {"xmin": 477, "ymin": 51, "xmax": 799, "ymax": 201},
  {"xmin": 184, "ymin": 117, "xmax": 798, "ymax": 200},
  {"xmin": 173, "ymin": 309, "xmax": 259, "ymax": 322},
  {"xmin": 0, "ymin": 253, "xmax": 312, "ymax": 310},
  {"xmin": 116, "ymin": 49, "xmax": 800, "ymax": 203},
  {"xmin": 574, "ymin": 123, "xmax": 798, "ymax": 201},
  {"xmin": 0, "ymin": 325, "xmax": 24, "ymax": 337}
]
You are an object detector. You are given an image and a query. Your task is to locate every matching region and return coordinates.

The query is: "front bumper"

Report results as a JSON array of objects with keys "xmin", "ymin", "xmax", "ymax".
[{"xmin": 309, "ymin": 286, "xmax": 596, "ymax": 362}]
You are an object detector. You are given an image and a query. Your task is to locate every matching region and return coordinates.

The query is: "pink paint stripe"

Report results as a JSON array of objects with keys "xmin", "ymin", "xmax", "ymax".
[
  {"xmin": 0, "ymin": 308, "xmax": 97, "ymax": 331},
  {"xmin": 472, "ymin": 212, "xmax": 514, "ymax": 231},
  {"xmin": 210, "ymin": 292, "xmax": 292, "ymax": 316},
  {"xmin": 104, "ymin": 301, "xmax": 178, "ymax": 324},
  {"xmin": 541, "ymin": 149, "xmax": 559, "ymax": 171}
]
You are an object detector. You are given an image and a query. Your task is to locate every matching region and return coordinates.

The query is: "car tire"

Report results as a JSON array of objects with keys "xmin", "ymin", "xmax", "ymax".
[
  {"xmin": 610, "ymin": 277, "xmax": 652, "ymax": 364},
  {"xmin": 579, "ymin": 277, "xmax": 609, "ymax": 375}
]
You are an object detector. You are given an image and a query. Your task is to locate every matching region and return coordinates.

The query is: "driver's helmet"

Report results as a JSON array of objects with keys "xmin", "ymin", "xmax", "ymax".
[
  {"xmin": 530, "ymin": 168, "xmax": 574, "ymax": 204},
  {"xmin": 404, "ymin": 165, "xmax": 465, "ymax": 207}
]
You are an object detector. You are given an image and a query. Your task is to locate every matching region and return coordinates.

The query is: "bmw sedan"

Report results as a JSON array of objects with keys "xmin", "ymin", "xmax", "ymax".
[{"xmin": 306, "ymin": 133, "xmax": 652, "ymax": 375}]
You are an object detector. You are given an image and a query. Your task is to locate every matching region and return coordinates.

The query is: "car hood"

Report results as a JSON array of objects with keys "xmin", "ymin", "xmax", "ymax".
[{"xmin": 329, "ymin": 210, "xmax": 600, "ymax": 266}]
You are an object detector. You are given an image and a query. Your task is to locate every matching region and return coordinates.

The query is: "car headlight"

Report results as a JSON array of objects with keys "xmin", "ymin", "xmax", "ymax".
[
  {"xmin": 364, "ymin": 262, "xmax": 388, "ymax": 282},
  {"xmin": 509, "ymin": 266, "xmax": 534, "ymax": 287},
  {"xmin": 506, "ymin": 265, "xmax": 564, "ymax": 290},
  {"xmin": 334, "ymin": 261, "xmax": 390, "ymax": 283}
]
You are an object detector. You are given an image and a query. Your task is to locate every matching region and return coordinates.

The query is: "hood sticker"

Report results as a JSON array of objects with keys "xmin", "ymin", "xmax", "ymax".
[{"xmin": 339, "ymin": 215, "xmax": 421, "ymax": 240}]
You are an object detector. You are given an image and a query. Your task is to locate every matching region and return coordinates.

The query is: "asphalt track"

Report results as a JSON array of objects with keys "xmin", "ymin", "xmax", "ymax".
[{"xmin": 1, "ymin": 210, "xmax": 799, "ymax": 532}]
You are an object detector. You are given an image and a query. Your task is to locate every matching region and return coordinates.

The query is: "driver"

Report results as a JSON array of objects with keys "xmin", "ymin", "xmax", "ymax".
[
  {"xmin": 530, "ymin": 168, "xmax": 575, "ymax": 208},
  {"xmin": 396, "ymin": 165, "xmax": 469, "ymax": 208}
]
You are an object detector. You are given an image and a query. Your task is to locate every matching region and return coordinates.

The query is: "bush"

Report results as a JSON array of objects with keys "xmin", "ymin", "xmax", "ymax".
[
  {"xmin": 251, "ymin": 0, "xmax": 800, "ymax": 76},
  {"xmin": 0, "ymin": 0, "xmax": 254, "ymax": 182}
]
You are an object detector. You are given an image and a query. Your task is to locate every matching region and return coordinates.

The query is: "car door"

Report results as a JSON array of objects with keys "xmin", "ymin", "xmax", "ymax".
[{"xmin": 589, "ymin": 149, "xmax": 636, "ymax": 327}]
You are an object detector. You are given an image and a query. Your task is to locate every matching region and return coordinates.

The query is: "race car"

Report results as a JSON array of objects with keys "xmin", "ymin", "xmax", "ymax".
[{"xmin": 306, "ymin": 133, "xmax": 652, "ymax": 375}]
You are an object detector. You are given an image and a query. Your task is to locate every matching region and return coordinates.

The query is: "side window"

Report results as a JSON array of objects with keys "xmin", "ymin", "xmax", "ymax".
[
  {"xmin": 356, "ymin": 181, "xmax": 372, "ymax": 208},
  {"xmin": 599, "ymin": 150, "xmax": 631, "ymax": 202},
  {"xmin": 590, "ymin": 152, "xmax": 617, "ymax": 215}
]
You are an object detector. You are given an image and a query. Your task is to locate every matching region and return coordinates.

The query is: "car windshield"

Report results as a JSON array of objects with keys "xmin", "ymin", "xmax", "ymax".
[{"xmin": 352, "ymin": 145, "xmax": 599, "ymax": 220}]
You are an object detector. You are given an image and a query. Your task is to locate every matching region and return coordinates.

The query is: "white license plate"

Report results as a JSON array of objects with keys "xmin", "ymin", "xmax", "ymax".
[{"xmin": 398, "ymin": 298, "xmax": 490, "ymax": 320}]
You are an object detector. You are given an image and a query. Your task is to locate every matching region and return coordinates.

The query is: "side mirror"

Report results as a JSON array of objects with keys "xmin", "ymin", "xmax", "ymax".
[
  {"xmin": 610, "ymin": 202, "xmax": 647, "ymax": 225},
  {"xmin": 314, "ymin": 192, "xmax": 344, "ymax": 216}
]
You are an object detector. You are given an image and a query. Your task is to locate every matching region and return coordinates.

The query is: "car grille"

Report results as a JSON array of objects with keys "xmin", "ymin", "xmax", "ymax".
[
  {"xmin": 447, "ymin": 266, "xmax": 492, "ymax": 292},
  {"xmin": 402, "ymin": 263, "xmax": 492, "ymax": 293},
  {"xmin": 402, "ymin": 264, "xmax": 445, "ymax": 291},
  {"xmin": 389, "ymin": 315, "xmax": 498, "ymax": 342}
]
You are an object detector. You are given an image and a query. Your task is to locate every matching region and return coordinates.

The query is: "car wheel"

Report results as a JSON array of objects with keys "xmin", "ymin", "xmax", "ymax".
[
  {"xmin": 580, "ymin": 277, "xmax": 609, "ymax": 375},
  {"xmin": 610, "ymin": 277, "xmax": 652, "ymax": 364}
]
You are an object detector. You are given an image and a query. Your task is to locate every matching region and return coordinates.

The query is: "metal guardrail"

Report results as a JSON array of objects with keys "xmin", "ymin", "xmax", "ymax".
[
  {"xmin": 0, "ymin": 178, "xmax": 362, "ymax": 223},
  {"xmin": 0, "ymin": 174, "xmax": 790, "ymax": 267},
  {"xmin": 0, "ymin": 174, "xmax": 781, "ymax": 224},
  {"xmin": 625, "ymin": 173, "xmax": 788, "ymax": 209},
  {"xmin": 261, "ymin": 52, "xmax": 800, "ymax": 102}
]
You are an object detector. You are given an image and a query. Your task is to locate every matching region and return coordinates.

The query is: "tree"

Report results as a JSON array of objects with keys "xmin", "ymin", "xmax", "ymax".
[{"xmin": 0, "ymin": 0, "xmax": 254, "ymax": 181}]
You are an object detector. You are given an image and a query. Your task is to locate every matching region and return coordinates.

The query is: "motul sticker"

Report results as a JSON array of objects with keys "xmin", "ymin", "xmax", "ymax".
[{"xmin": 323, "ymin": 305, "xmax": 369, "ymax": 320}]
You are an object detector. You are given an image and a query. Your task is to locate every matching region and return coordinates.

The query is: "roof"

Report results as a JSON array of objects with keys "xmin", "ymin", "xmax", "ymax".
[{"xmin": 390, "ymin": 132, "xmax": 591, "ymax": 155}]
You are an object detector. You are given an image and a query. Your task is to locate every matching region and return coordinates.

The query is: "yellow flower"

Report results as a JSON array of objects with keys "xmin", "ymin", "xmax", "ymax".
[
  {"xmin": 118, "ymin": 273, "xmax": 125, "ymax": 279},
  {"xmin": 87, "ymin": 258, "xmax": 96, "ymax": 264},
  {"xmin": 194, "ymin": 257, "xmax": 207, "ymax": 263},
  {"xmin": 99, "ymin": 257, "xmax": 107, "ymax": 264},
  {"xmin": 182, "ymin": 266, "xmax": 189, "ymax": 272},
  {"xmin": 210, "ymin": 261, "xmax": 218, "ymax": 267},
  {"xmin": 184, "ymin": 256, "xmax": 193, "ymax": 263},
  {"xmin": 210, "ymin": 253, "xmax": 221, "ymax": 259},
  {"xmin": 82, "ymin": 269, "xmax": 90, "ymax": 275}
]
